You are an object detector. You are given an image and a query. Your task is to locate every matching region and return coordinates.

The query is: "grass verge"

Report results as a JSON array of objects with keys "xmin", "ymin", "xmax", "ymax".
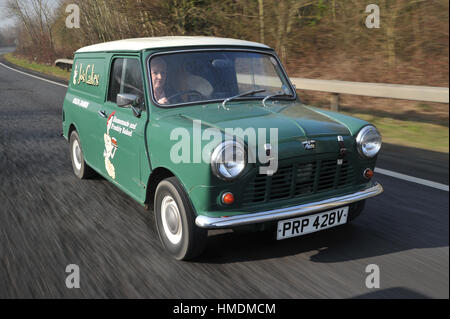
[
  {"xmin": 344, "ymin": 112, "xmax": 449, "ymax": 154},
  {"xmin": 3, "ymin": 53, "xmax": 71, "ymax": 81}
]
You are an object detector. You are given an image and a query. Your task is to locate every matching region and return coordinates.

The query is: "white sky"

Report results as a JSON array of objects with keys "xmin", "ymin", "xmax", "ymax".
[
  {"xmin": 0, "ymin": 0, "xmax": 15, "ymax": 28},
  {"xmin": 0, "ymin": 0, "xmax": 60, "ymax": 29}
]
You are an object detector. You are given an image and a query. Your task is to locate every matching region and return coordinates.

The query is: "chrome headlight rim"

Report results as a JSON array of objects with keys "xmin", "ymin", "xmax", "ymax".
[
  {"xmin": 356, "ymin": 125, "xmax": 382, "ymax": 158},
  {"xmin": 211, "ymin": 140, "xmax": 247, "ymax": 180}
]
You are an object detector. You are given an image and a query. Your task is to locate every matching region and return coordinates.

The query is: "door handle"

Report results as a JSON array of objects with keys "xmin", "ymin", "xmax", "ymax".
[{"xmin": 98, "ymin": 110, "xmax": 108, "ymax": 118}]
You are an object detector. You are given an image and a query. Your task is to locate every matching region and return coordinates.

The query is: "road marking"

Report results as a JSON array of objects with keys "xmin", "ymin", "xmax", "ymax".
[
  {"xmin": 0, "ymin": 62, "xmax": 68, "ymax": 88},
  {"xmin": 376, "ymin": 168, "xmax": 449, "ymax": 192},
  {"xmin": 1, "ymin": 60, "xmax": 449, "ymax": 192}
]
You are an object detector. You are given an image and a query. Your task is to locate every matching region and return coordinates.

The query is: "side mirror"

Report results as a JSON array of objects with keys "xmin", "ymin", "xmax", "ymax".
[
  {"xmin": 116, "ymin": 93, "xmax": 142, "ymax": 118},
  {"xmin": 117, "ymin": 93, "xmax": 138, "ymax": 108}
]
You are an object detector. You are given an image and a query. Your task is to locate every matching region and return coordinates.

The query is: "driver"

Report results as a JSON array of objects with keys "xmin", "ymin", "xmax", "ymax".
[
  {"xmin": 151, "ymin": 56, "xmax": 214, "ymax": 105},
  {"xmin": 150, "ymin": 56, "xmax": 168, "ymax": 105}
]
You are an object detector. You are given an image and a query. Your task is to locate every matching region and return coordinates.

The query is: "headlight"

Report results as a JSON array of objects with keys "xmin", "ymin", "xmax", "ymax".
[
  {"xmin": 356, "ymin": 126, "xmax": 382, "ymax": 158},
  {"xmin": 211, "ymin": 141, "xmax": 246, "ymax": 180}
]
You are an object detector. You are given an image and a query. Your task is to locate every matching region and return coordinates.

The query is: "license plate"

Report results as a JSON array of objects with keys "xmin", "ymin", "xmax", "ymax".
[{"xmin": 276, "ymin": 206, "xmax": 349, "ymax": 240}]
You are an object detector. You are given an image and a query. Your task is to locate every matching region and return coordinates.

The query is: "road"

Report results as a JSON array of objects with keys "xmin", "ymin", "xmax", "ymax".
[{"xmin": 0, "ymin": 58, "xmax": 448, "ymax": 299}]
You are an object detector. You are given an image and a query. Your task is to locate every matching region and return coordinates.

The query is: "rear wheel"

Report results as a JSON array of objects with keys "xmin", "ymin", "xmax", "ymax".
[
  {"xmin": 155, "ymin": 177, "xmax": 207, "ymax": 260},
  {"xmin": 69, "ymin": 130, "xmax": 93, "ymax": 179}
]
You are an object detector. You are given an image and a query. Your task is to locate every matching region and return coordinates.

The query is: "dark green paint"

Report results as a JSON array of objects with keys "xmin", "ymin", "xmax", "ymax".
[{"xmin": 62, "ymin": 45, "xmax": 379, "ymax": 219}]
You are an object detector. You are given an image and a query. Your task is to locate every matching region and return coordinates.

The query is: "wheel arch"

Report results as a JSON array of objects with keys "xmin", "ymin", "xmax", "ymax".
[
  {"xmin": 145, "ymin": 167, "xmax": 176, "ymax": 210},
  {"xmin": 68, "ymin": 123, "xmax": 79, "ymax": 140}
]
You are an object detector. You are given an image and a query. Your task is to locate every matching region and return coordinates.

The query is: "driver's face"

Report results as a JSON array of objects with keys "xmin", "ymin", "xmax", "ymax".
[{"xmin": 151, "ymin": 62, "xmax": 166, "ymax": 91}]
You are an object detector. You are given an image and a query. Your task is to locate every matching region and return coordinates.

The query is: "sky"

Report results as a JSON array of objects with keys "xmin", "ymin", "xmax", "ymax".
[
  {"xmin": 0, "ymin": 0, "xmax": 60, "ymax": 28},
  {"xmin": 0, "ymin": 0, "xmax": 15, "ymax": 28}
]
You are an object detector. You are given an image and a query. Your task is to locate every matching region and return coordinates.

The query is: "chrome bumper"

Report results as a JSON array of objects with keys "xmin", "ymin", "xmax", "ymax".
[{"xmin": 196, "ymin": 182, "xmax": 383, "ymax": 229}]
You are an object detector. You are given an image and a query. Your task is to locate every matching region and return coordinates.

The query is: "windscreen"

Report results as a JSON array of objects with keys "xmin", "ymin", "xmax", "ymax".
[{"xmin": 149, "ymin": 51, "xmax": 294, "ymax": 106}]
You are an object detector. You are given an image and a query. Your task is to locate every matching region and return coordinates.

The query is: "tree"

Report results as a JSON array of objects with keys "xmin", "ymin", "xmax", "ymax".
[{"xmin": 5, "ymin": 0, "xmax": 57, "ymax": 61}]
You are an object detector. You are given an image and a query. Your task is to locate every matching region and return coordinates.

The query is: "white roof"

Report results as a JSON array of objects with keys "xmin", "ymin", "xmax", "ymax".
[{"xmin": 76, "ymin": 36, "xmax": 270, "ymax": 53}]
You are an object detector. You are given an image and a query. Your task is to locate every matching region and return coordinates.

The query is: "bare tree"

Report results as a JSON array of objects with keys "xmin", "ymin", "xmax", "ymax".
[{"xmin": 5, "ymin": 0, "xmax": 57, "ymax": 60}]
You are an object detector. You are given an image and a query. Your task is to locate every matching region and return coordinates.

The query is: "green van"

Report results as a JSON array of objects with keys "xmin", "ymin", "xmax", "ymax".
[{"xmin": 62, "ymin": 37, "xmax": 383, "ymax": 260}]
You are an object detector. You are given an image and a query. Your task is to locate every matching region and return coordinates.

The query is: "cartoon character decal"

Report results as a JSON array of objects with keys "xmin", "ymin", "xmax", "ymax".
[{"xmin": 104, "ymin": 111, "xmax": 118, "ymax": 179}]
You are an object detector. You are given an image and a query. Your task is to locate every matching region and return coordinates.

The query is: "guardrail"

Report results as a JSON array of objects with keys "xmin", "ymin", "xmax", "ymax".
[
  {"xmin": 55, "ymin": 59, "xmax": 73, "ymax": 71},
  {"xmin": 291, "ymin": 78, "xmax": 449, "ymax": 111},
  {"xmin": 53, "ymin": 58, "xmax": 449, "ymax": 110}
]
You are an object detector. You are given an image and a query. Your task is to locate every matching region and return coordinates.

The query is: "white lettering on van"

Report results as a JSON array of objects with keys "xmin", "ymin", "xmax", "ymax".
[
  {"xmin": 109, "ymin": 116, "xmax": 138, "ymax": 137},
  {"xmin": 122, "ymin": 128, "xmax": 133, "ymax": 137},
  {"xmin": 113, "ymin": 117, "xmax": 130, "ymax": 127},
  {"xmin": 110, "ymin": 123, "xmax": 123, "ymax": 134},
  {"xmin": 72, "ymin": 97, "xmax": 89, "ymax": 109}
]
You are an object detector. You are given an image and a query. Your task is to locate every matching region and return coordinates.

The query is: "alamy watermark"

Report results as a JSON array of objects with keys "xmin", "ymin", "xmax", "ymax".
[
  {"xmin": 64, "ymin": 4, "xmax": 380, "ymax": 31},
  {"xmin": 365, "ymin": 4, "xmax": 380, "ymax": 29},
  {"xmin": 66, "ymin": 4, "xmax": 80, "ymax": 29},
  {"xmin": 65, "ymin": 264, "xmax": 80, "ymax": 289},
  {"xmin": 365, "ymin": 264, "xmax": 380, "ymax": 289},
  {"xmin": 169, "ymin": 120, "xmax": 279, "ymax": 175}
]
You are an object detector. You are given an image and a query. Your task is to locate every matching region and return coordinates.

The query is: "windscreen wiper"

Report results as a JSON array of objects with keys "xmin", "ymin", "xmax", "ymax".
[
  {"xmin": 262, "ymin": 93, "xmax": 293, "ymax": 107},
  {"xmin": 221, "ymin": 89, "xmax": 266, "ymax": 110}
]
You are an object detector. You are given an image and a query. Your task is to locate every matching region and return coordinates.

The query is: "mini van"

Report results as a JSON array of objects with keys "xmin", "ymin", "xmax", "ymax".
[{"xmin": 62, "ymin": 37, "xmax": 383, "ymax": 260}]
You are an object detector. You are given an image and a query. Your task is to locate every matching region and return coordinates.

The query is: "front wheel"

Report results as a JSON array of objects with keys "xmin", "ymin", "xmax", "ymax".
[{"xmin": 154, "ymin": 177, "xmax": 207, "ymax": 260}]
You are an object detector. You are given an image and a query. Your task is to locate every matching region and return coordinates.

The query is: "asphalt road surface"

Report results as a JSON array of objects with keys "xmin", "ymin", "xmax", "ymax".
[{"xmin": 0, "ymin": 57, "xmax": 448, "ymax": 299}]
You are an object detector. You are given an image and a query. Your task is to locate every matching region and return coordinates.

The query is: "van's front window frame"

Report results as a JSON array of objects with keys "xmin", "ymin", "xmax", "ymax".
[
  {"xmin": 107, "ymin": 56, "xmax": 146, "ymax": 111},
  {"xmin": 146, "ymin": 48, "xmax": 297, "ymax": 109}
]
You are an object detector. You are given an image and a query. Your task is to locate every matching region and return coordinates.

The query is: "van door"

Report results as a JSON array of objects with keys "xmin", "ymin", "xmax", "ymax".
[{"xmin": 98, "ymin": 57, "xmax": 148, "ymax": 200}]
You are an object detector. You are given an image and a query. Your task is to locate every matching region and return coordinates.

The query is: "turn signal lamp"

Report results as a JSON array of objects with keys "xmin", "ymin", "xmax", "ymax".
[
  {"xmin": 364, "ymin": 168, "xmax": 374, "ymax": 179},
  {"xmin": 222, "ymin": 192, "xmax": 235, "ymax": 205}
]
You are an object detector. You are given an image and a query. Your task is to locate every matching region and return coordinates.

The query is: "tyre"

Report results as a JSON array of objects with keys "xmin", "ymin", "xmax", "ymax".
[
  {"xmin": 347, "ymin": 200, "xmax": 366, "ymax": 222},
  {"xmin": 155, "ymin": 177, "xmax": 207, "ymax": 260},
  {"xmin": 69, "ymin": 130, "xmax": 94, "ymax": 179}
]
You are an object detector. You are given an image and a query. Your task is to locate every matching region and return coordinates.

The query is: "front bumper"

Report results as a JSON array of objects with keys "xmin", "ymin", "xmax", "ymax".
[{"xmin": 195, "ymin": 181, "xmax": 383, "ymax": 229}]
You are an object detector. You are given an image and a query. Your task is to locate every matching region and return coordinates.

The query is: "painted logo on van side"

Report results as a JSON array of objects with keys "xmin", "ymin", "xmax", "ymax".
[
  {"xmin": 73, "ymin": 63, "xmax": 100, "ymax": 86},
  {"xmin": 104, "ymin": 112, "xmax": 118, "ymax": 179},
  {"xmin": 102, "ymin": 112, "xmax": 139, "ymax": 179}
]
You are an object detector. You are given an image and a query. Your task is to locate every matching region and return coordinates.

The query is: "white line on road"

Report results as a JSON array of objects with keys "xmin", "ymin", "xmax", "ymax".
[
  {"xmin": 0, "ymin": 62, "xmax": 68, "ymax": 88},
  {"xmin": 2, "ymin": 60, "xmax": 449, "ymax": 192},
  {"xmin": 376, "ymin": 168, "xmax": 449, "ymax": 192}
]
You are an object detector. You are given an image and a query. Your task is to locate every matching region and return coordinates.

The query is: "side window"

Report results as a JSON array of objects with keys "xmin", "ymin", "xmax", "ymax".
[{"xmin": 108, "ymin": 58, "xmax": 145, "ymax": 109}]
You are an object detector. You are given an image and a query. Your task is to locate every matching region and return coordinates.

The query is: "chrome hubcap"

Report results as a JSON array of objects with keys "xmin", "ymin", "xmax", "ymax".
[
  {"xmin": 72, "ymin": 140, "xmax": 82, "ymax": 170},
  {"xmin": 161, "ymin": 196, "xmax": 182, "ymax": 245}
]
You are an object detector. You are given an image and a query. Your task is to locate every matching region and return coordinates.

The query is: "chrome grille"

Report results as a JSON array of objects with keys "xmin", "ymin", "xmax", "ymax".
[
  {"xmin": 269, "ymin": 167, "xmax": 292, "ymax": 200},
  {"xmin": 242, "ymin": 158, "xmax": 355, "ymax": 205}
]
